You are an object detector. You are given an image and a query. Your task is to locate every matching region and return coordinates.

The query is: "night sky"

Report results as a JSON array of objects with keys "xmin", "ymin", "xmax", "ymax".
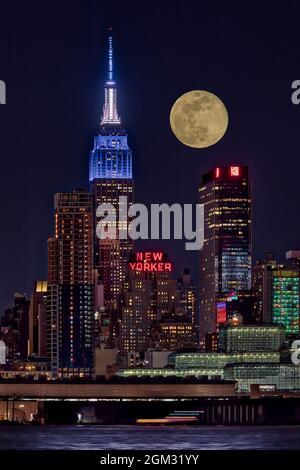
[{"xmin": 0, "ymin": 1, "xmax": 300, "ymax": 310}]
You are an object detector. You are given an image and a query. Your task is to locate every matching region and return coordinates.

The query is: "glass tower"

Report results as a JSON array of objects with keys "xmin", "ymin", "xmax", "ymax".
[{"xmin": 199, "ymin": 165, "xmax": 252, "ymax": 342}]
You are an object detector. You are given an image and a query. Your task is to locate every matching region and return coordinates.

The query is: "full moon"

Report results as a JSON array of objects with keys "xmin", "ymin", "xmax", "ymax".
[{"xmin": 170, "ymin": 90, "xmax": 228, "ymax": 148}]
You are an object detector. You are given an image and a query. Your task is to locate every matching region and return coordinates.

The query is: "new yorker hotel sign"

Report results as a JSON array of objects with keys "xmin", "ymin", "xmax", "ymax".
[{"xmin": 129, "ymin": 252, "xmax": 172, "ymax": 273}]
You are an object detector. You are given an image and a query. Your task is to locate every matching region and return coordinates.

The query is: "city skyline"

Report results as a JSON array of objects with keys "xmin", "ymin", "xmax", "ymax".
[
  {"xmin": 3, "ymin": 5, "xmax": 300, "ymax": 453},
  {"xmin": 1, "ymin": 2, "xmax": 300, "ymax": 311},
  {"xmin": 0, "ymin": 30, "xmax": 299, "ymax": 364}
]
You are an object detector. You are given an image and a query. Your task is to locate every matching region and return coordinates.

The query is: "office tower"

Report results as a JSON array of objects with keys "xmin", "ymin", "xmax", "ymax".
[
  {"xmin": 89, "ymin": 34, "xmax": 133, "ymax": 309},
  {"xmin": 199, "ymin": 165, "xmax": 252, "ymax": 342},
  {"xmin": 119, "ymin": 252, "xmax": 177, "ymax": 353},
  {"xmin": 154, "ymin": 269, "xmax": 197, "ymax": 351},
  {"xmin": 29, "ymin": 281, "xmax": 47, "ymax": 357},
  {"xmin": 120, "ymin": 252, "xmax": 197, "ymax": 353},
  {"xmin": 0, "ymin": 293, "xmax": 30, "ymax": 360},
  {"xmin": 253, "ymin": 253, "xmax": 300, "ymax": 334},
  {"xmin": 47, "ymin": 190, "xmax": 94, "ymax": 377},
  {"xmin": 176, "ymin": 269, "xmax": 196, "ymax": 325},
  {"xmin": 271, "ymin": 268, "xmax": 299, "ymax": 335},
  {"xmin": 252, "ymin": 252, "xmax": 276, "ymax": 324}
]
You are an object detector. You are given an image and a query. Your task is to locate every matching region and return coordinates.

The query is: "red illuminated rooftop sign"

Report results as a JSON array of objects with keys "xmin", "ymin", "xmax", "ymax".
[
  {"xmin": 214, "ymin": 166, "xmax": 241, "ymax": 179},
  {"xmin": 129, "ymin": 252, "xmax": 172, "ymax": 272},
  {"xmin": 230, "ymin": 166, "xmax": 240, "ymax": 176}
]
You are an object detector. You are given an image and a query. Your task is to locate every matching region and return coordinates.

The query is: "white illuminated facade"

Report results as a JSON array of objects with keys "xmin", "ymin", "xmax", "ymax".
[{"xmin": 100, "ymin": 36, "xmax": 121, "ymax": 126}]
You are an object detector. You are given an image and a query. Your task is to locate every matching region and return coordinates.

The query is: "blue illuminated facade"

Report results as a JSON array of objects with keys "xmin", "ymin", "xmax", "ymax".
[
  {"xmin": 89, "ymin": 130, "xmax": 132, "ymax": 180},
  {"xmin": 89, "ymin": 32, "xmax": 132, "ymax": 181},
  {"xmin": 90, "ymin": 32, "xmax": 134, "ymax": 306}
]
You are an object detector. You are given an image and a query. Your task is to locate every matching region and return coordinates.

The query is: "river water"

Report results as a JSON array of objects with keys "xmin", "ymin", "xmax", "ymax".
[{"xmin": 0, "ymin": 425, "xmax": 299, "ymax": 449}]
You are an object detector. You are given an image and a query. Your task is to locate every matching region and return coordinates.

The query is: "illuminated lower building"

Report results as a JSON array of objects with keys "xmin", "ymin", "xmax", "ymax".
[
  {"xmin": 218, "ymin": 325, "xmax": 285, "ymax": 353},
  {"xmin": 167, "ymin": 351, "xmax": 280, "ymax": 369},
  {"xmin": 199, "ymin": 165, "xmax": 252, "ymax": 343},
  {"xmin": 117, "ymin": 351, "xmax": 281, "ymax": 382},
  {"xmin": 224, "ymin": 363, "xmax": 300, "ymax": 392},
  {"xmin": 47, "ymin": 190, "xmax": 94, "ymax": 378}
]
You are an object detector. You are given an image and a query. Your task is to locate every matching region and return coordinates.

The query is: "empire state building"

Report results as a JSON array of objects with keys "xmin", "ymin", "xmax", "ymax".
[{"xmin": 89, "ymin": 33, "xmax": 134, "ymax": 312}]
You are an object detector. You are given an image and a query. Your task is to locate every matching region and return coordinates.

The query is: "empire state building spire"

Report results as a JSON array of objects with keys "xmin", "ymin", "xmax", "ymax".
[{"xmin": 101, "ymin": 30, "xmax": 121, "ymax": 127}]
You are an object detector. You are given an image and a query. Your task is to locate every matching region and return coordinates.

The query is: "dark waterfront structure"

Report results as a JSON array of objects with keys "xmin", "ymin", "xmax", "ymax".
[
  {"xmin": 89, "ymin": 34, "xmax": 134, "ymax": 308},
  {"xmin": 1, "ymin": 380, "xmax": 300, "ymax": 426},
  {"xmin": 199, "ymin": 165, "xmax": 252, "ymax": 342},
  {"xmin": 47, "ymin": 190, "xmax": 94, "ymax": 378}
]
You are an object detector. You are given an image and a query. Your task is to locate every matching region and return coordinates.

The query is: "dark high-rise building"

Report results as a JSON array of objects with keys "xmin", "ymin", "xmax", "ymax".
[
  {"xmin": 252, "ymin": 252, "xmax": 277, "ymax": 324},
  {"xmin": 47, "ymin": 190, "xmax": 94, "ymax": 377},
  {"xmin": 29, "ymin": 281, "xmax": 47, "ymax": 357},
  {"xmin": 89, "ymin": 33, "xmax": 133, "ymax": 308},
  {"xmin": 199, "ymin": 165, "xmax": 252, "ymax": 343},
  {"xmin": 0, "ymin": 293, "xmax": 30, "ymax": 361},
  {"xmin": 176, "ymin": 269, "xmax": 196, "ymax": 325}
]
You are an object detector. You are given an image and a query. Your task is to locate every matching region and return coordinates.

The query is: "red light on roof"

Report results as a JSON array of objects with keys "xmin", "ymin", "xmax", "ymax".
[
  {"xmin": 215, "ymin": 167, "xmax": 220, "ymax": 178},
  {"xmin": 230, "ymin": 166, "xmax": 240, "ymax": 176}
]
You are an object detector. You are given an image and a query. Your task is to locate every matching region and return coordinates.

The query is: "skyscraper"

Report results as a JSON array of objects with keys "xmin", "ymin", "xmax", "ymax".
[
  {"xmin": 89, "ymin": 33, "xmax": 133, "ymax": 309},
  {"xmin": 199, "ymin": 165, "xmax": 252, "ymax": 342},
  {"xmin": 120, "ymin": 252, "xmax": 197, "ymax": 353},
  {"xmin": 119, "ymin": 252, "xmax": 176, "ymax": 353},
  {"xmin": 47, "ymin": 190, "xmax": 94, "ymax": 377}
]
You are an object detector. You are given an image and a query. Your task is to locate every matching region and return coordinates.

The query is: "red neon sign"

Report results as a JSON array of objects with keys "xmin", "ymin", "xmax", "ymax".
[
  {"xmin": 215, "ymin": 167, "xmax": 220, "ymax": 178},
  {"xmin": 230, "ymin": 166, "xmax": 240, "ymax": 176},
  {"xmin": 129, "ymin": 252, "xmax": 172, "ymax": 272}
]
